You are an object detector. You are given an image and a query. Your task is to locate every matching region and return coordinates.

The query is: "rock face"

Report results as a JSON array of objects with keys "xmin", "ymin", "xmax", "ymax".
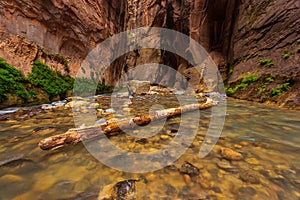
[
  {"xmin": 226, "ymin": 0, "xmax": 300, "ymax": 108},
  {"xmin": 0, "ymin": 0, "xmax": 126, "ymax": 76},
  {"xmin": 0, "ymin": 0, "xmax": 299, "ymax": 108}
]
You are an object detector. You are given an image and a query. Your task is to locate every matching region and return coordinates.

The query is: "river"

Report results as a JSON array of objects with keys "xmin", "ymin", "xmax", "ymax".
[{"xmin": 0, "ymin": 95, "xmax": 299, "ymax": 200}]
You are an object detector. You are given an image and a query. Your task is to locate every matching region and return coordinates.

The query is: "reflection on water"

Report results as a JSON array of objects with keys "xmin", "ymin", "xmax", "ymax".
[{"xmin": 0, "ymin": 96, "xmax": 299, "ymax": 200}]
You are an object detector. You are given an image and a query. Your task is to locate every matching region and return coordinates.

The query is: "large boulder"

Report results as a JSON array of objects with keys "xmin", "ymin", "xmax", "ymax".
[{"xmin": 128, "ymin": 80, "xmax": 151, "ymax": 95}]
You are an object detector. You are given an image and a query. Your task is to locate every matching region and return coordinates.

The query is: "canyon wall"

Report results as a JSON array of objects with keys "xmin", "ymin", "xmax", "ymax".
[
  {"xmin": 0, "ymin": 0, "xmax": 126, "ymax": 76},
  {"xmin": 228, "ymin": 0, "xmax": 300, "ymax": 108},
  {"xmin": 0, "ymin": 0, "xmax": 299, "ymax": 108}
]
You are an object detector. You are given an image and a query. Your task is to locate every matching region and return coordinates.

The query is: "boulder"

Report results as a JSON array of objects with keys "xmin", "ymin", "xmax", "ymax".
[{"xmin": 129, "ymin": 80, "xmax": 151, "ymax": 95}]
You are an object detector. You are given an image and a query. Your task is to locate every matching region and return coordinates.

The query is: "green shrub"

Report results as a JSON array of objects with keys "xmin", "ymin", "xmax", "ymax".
[
  {"xmin": 270, "ymin": 82, "xmax": 291, "ymax": 97},
  {"xmin": 297, "ymin": 48, "xmax": 300, "ymax": 53},
  {"xmin": 297, "ymin": 39, "xmax": 300, "ymax": 44},
  {"xmin": 28, "ymin": 60, "xmax": 74, "ymax": 97},
  {"xmin": 0, "ymin": 58, "xmax": 112, "ymax": 104},
  {"xmin": 260, "ymin": 59, "xmax": 274, "ymax": 67},
  {"xmin": 226, "ymin": 74, "xmax": 258, "ymax": 95},
  {"xmin": 28, "ymin": 88, "xmax": 37, "ymax": 98},
  {"xmin": 282, "ymin": 53, "xmax": 290, "ymax": 59},
  {"xmin": 241, "ymin": 74, "xmax": 258, "ymax": 84},
  {"xmin": 265, "ymin": 76, "xmax": 275, "ymax": 83},
  {"xmin": 226, "ymin": 87, "xmax": 237, "ymax": 95},
  {"xmin": 73, "ymin": 78, "xmax": 97, "ymax": 93},
  {"xmin": 258, "ymin": 76, "xmax": 275, "ymax": 95},
  {"xmin": 73, "ymin": 78, "xmax": 113, "ymax": 94},
  {"xmin": 97, "ymin": 82, "xmax": 113, "ymax": 93},
  {"xmin": 0, "ymin": 58, "xmax": 29, "ymax": 102}
]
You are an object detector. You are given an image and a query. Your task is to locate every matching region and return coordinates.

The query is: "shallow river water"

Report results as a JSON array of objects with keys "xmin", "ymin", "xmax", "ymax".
[{"xmin": 0, "ymin": 95, "xmax": 299, "ymax": 200}]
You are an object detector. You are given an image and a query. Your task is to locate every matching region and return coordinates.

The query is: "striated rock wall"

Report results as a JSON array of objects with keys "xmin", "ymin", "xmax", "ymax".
[
  {"xmin": 123, "ymin": 0, "xmax": 300, "ymax": 108},
  {"xmin": 227, "ymin": 0, "xmax": 300, "ymax": 108},
  {"xmin": 0, "ymin": 0, "xmax": 126, "ymax": 76}
]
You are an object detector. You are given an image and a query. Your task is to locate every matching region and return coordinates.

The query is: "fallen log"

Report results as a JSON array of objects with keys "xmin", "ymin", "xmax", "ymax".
[{"xmin": 38, "ymin": 98, "xmax": 213, "ymax": 150}]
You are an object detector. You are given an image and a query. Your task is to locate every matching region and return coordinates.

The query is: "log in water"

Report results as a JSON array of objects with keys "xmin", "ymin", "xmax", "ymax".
[{"xmin": 38, "ymin": 98, "xmax": 213, "ymax": 150}]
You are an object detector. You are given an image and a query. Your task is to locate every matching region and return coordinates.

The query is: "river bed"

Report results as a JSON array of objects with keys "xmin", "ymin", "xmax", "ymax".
[{"xmin": 0, "ymin": 96, "xmax": 299, "ymax": 200}]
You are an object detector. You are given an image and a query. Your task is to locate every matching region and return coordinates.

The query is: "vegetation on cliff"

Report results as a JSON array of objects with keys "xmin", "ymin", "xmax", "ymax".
[
  {"xmin": 0, "ymin": 58, "xmax": 29, "ymax": 102},
  {"xmin": 226, "ymin": 74, "xmax": 258, "ymax": 95},
  {"xmin": 0, "ymin": 58, "xmax": 113, "ymax": 107},
  {"xmin": 28, "ymin": 60, "xmax": 74, "ymax": 98}
]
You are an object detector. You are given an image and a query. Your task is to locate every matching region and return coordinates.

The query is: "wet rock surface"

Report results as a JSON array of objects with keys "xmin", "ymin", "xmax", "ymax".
[
  {"xmin": 180, "ymin": 161, "xmax": 200, "ymax": 177},
  {"xmin": 220, "ymin": 147, "xmax": 243, "ymax": 161},
  {"xmin": 111, "ymin": 180, "xmax": 137, "ymax": 200},
  {"xmin": 216, "ymin": 159, "xmax": 239, "ymax": 172},
  {"xmin": 240, "ymin": 170, "xmax": 260, "ymax": 184}
]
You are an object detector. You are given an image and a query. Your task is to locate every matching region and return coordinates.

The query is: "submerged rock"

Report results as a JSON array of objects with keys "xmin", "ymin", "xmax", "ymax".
[
  {"xmin": 160, "ymin": 135, "xmax": 170, "ymax": 140},
  {"xmin": 240, "ymin": 170, "xmax": 260, "ymax": 184},
  {"xmin": 0, "ymin": 154, "xmax": 27, "ymax": 167},
  {"xmin": 237, "ymin": 186, "xmax": 257, "ymax": 198},
  {"xmin": 104, "ymin": 108, "xmax": 116, "ymax": 114},
  {"xmin": 245, "ymin": 158, "xmax": 260, "ymax": 165},
  {"xmin": 220, "ymin": 147, "xmax": 243, "ymax": 161},
  {"xmin": 111, "ymin": 180, "xmax": 137, "ymax": 200},
  {"xmin": 99, "ymin": 179, "xmax": 138, "ymax": 200},
  {"xmin": 180, "ymin": 161, "xmax": 200, "ymax": 177},
  {"xmin": 217, "ymin": 160, "xmax": 239, "ymax": 172}
]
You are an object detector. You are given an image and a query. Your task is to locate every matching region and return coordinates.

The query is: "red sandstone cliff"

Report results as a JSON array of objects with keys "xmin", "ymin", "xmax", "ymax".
[
  {"xmin": 0, "ymin": 0, "xmax": 126, "ymax": 76},
  {"xmin": 0, "ymin": 0, "xmax": 299, "ymax": 108}
]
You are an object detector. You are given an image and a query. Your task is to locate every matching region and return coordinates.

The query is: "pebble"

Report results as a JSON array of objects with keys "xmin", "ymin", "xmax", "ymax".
[
  {"xmin": 183, "ymin": 174, "xmax": 192, "ymax": 185},
  {"xmin": 205, "ymin": 138, "xmax": 212, "ymax": 144},
  {"xmin": 89, "ymin": 103, "xmax": 100, "ymax": 109},
  {"xmin": 95, "ymin": 118, "xmax": 106, "ymax": 125},
  {"xmin": 234, "ymin": 144, "xmax": 242, "ymax": 149},
  {"xmin": 240, "ymin": 170, "xmax": 260, "ymax": 184},
  {"xmin": 160, "ymin": 135, "xmax": 170, "ymax": 140},
  {"xmin": 105, "ymin": 108, "xmax": 116, "ymax": 114},
  {"xmin": 220, "ymin": 147, "xmax": 243, "ymax": 161},
  {"xmin": 240, "ymin": 141, "xmax": 249, "ymax": 146},
  {"xmin": 180, "ymin": 161, "xmax": 200, "ymax": 177},
  {"xmin": 245, "ymin": 158, "xmax": 259, "ymax": 165},
  {"xmin": 216, "ymin": 160, "xmax": 239, "ymax": 172}
]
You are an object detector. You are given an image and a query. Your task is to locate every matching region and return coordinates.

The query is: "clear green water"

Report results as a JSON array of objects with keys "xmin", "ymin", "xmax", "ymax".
[{"xmin": 0, "ymin": 97, "xmax": 299, "ymax": 200}]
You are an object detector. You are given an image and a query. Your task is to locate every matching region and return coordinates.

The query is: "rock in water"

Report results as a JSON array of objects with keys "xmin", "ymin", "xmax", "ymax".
[
  {"xmin": 240, "ymin": 170, "xmax": 260, "ymax": 184},
  {"xmin": 180, "ymin": 161, "xmax": 200, "ymax": 177},
  {"xmin": 0, "ymin": 154, "xmax": 33, "ymax": 168},
  {"xmin": 220, "ymin": 147, "xmax": 243, "ymax": 161},
  {"xmin": 128, "ymin": 80, "xmax": 150, "ymax": 95},
  {"xmin": 111, "ymin": 180, "xmax": 137, "ymax": 200},
  {"xmin": 217, "ymin": 160, "xmax": 239, "ymax": 172}
]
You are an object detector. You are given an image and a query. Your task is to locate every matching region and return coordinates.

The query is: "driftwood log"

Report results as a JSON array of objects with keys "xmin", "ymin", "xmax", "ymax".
[{"xmin": 39, "ymin": 98, "xmax": 213, "ymax": 150}]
